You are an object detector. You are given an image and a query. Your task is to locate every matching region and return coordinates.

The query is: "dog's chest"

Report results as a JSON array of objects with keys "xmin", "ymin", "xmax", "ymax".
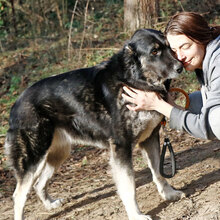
[
  {"xmin": 118, "ymin": 97, "xmax": 163, "ymax": 142},
  {"xmin": 130, "ymin": 110, "xmax": 163, "ymax": 142},
  {"xmin": 137, "ymin": 111, "xmax": 163, "ymax": 143}
]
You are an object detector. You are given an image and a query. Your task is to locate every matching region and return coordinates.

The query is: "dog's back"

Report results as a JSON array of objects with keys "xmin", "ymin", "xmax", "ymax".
[{"xmin": 6, "ymin": 65, "xmax": 112, "ymax": 176}]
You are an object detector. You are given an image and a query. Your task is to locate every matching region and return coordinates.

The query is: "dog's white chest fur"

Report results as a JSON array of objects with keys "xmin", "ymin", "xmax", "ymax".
[
  {"xmin": 138, "ymin": 112, "xmax": 163, "ymax": 143},
  {"xmin": 124, "ymin": 108, "xmax": 163, "ymax": 143},
  {"xmin": 137, "ymin": 111, "xmax": 163, "ymax": 143}
]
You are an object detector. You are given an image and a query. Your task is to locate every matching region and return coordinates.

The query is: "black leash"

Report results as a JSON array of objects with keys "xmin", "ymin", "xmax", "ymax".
[
  {"xmin": 160, "ymin": 120, "xmax": 176, "ymax": 178},
  {"xmin": 160, "ymin": 137, "xmax": 176, "ymax": 178},
  {"xmin": 159, "ymin": 88, "xmax": 189, "ymax": 178}
]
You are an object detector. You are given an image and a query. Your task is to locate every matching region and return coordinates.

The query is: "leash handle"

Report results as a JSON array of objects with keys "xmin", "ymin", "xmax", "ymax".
[
  {"xmin": 169, "ymin": 87, "xmax": 190, "ymax": 109},
  {"xmin": 160, "ymin": 137, "xmax": 176, "ymax": 178},
  {"xmin": 160, "ymin": 88, "xmax": 186, "ymax": 178}
]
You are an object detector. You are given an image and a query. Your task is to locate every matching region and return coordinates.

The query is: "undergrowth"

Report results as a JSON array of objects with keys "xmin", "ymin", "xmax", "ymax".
[{"xmin": 0, "ymin": 0, "xmax": 219, "ymax": 137}]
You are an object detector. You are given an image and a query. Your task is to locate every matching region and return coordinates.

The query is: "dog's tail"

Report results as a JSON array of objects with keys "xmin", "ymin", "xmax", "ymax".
[{"xmin": 4, "ymin": 123, "xmax": 54, "ymax": 179}]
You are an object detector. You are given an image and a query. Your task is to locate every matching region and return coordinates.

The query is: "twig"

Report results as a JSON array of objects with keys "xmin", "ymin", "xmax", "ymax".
[
  {"xmin": 178, "ymin": 0, "xmax": 185, "ymax": 11},
  {"xmin": 0, "ymin": 40, "xmax": 5, "ymax": 52},
  {"xmin": 78, "ymin": 0, "xmax": 90, "ymax": 61},
  {"xmin": 55, "ymin": 2, "xmax": 63, "ymax": 29},
  {"xmin": 67, "ymin": 0, "xmax": 79, "ymax": 61},
  {"xmin": 12, "ymin": 1, "xmax": 44, "ymax": 23}
]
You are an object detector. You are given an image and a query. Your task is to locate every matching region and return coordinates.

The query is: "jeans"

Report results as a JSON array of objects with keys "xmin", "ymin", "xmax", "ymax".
[
  {"xmin": 188, "ymin": 91, "xmax": 203, "ymax": 114},
  {"xmin": 189, "ymin": 91, "xmax": 220, "ymax": 139}
]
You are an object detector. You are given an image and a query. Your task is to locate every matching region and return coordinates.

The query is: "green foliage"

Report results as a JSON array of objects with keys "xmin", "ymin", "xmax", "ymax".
[
  {"xmin": 9, "ymin": 76, "xmax": 21, "ymax": 93},
  {"xmin": 86, "ymin": 49, "xmax": 117, "ymax": 67},
  {"xmin": 106, "ymin": 0, "xmax": 123, "ymax": 4},
  {"xmin": 65, "ymin": 20, "xmax": 83, "ymax": 31},
  {"xmin": 0, "ymin": 124, "xmax": 8, "ymax": 136},
  {"xmin": 180, "ymin": 70, "xmax": 200, "ymax": 92}
]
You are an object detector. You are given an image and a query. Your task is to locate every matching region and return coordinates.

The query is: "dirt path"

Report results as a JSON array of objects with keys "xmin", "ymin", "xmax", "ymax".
[{"xmin": 0, "ymin": 130, "xmax": 220, "ymax": 220}]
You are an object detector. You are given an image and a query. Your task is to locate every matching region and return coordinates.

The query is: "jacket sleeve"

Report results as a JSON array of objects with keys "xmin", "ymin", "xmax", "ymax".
[
  {"xmin": 169, "ymin": 107, "xmax": 215, "ymax": 139},
  {"xmin": 169, "ymin": 60, "xmax": 220, "ymax": 140}
]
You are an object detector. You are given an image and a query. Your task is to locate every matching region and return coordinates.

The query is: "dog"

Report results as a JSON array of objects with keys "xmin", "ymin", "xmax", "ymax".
[{"xmin": 5, "ymin": 29, "xmax": 184, "ymax": 220}]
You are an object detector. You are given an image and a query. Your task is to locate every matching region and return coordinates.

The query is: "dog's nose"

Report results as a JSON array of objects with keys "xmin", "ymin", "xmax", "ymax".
[{"xmin": 176, "ymin": 65, "xmax": 183, "ymax": 74}]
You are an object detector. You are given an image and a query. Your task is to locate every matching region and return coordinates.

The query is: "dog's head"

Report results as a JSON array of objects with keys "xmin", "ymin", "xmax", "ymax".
[{"xmin": 123, "ymin": 29, "xmax": 183, "ymax": 91}]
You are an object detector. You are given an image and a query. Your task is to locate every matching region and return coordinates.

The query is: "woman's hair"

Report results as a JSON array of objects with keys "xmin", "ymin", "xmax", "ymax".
[{"xmin": 164, "ymin": 12, "xmax": 220, "ymax": 46}]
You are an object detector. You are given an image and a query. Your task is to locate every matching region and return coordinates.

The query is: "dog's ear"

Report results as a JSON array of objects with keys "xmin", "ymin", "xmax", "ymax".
[{"xmin": 125, "ymin": 42, "xmax": 136, "ymax": 55}]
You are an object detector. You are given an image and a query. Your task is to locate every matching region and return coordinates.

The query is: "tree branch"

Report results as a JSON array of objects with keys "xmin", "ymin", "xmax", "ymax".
[
  {"xmin": 78, "ymin": 0, "xmax": 90, "ymax": 61},
  {"xmin": 67, "ymin": 0, "xmax": 79, "ymax": 61}
]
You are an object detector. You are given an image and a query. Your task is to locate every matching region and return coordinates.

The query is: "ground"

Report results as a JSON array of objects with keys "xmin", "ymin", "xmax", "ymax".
[{"xmin": 0, "ymin": 128, "xmax": 220, "ymax": 220}]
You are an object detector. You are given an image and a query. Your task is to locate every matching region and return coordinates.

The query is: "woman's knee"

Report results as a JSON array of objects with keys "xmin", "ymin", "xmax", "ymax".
[
  {"xmin": 188, "ymin": 91, "xmax": 203, "ymax": 114},
  {"xmin": 209, "ymin": 106, "xmax": 220, "ymax": 139}
]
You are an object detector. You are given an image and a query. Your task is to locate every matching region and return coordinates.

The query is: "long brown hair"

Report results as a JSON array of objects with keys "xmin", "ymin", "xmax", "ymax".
[{"xmin": 164, "ymin": 12, "xmax": 220, "ymax": 46}]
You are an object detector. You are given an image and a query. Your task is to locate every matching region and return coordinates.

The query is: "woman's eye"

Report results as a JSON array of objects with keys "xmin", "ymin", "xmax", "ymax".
[
  {"xmin": 151, "ymin": 49, "xmax": 158, "ymax": 55},
  {"xmin": 182, "ymin": 44, "xmax": 191, "ymax": 50}
]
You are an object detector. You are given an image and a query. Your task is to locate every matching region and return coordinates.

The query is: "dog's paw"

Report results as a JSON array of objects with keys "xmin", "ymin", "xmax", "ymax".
[
  {"xmin": 161, "ymin": 185, "xmax": 185, "ymax": 201},
  {"xmin": 45, "ymin": 198, "xmax": 65, "ymax": 210},
  {"xmin": 129, "ymin": 214, "xmax": 152, "ymax": 220}
]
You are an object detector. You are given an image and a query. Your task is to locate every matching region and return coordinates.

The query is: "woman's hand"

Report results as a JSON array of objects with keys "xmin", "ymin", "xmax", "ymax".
[
  {"xmin": 122, "ymin": 86, "xmax": 174, "ymax": 118},
  {"xmin": 122, "ymin": 86, "xmax": 160, "ymax": 111}
]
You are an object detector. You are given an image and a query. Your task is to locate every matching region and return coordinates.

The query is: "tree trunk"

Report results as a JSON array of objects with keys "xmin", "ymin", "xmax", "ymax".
[
  {"xmin": 124, "ymin": 0, "xmax": 160, "ymax": 34},
  {"xmin": 10, "ymin": 0, "xmax": 17, "ymax": 35}
]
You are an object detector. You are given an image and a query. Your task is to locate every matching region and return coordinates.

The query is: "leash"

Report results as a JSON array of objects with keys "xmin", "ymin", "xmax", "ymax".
[
  {"xmin": 160, "ymin": 88, "xmax": 190, "ymax": 178},
  {"xmin": 169, "ymin": 87, "xmax": 190, "ymax": 109},
  {"xmin": 160, "ymin": 120, "xmax": 176, "ymax": 178}
]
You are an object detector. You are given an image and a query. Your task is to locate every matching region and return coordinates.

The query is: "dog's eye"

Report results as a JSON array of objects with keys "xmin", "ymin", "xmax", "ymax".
[{"xmin": 151, "ymin": 48, "xmax": 158, "ymax": 56}]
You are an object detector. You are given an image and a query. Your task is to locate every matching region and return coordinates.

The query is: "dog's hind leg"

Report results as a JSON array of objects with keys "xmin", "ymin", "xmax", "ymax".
[
  {"xmin": 13, "ymin": 156, "xmax": 47, "ymax": 220},
  {"xmin": 33, "ymin": 162, "xmax": 65, "ymax": 210},
  {"xmin": 5, "ymin": 128, "xmax": 49, "ymax": 220},
  {"xmin": 34, "ymin": 128, "xmax": 71, "ymax": 210},
  {"xmin": 139, "ymin": 127, "xmax": 184, "ymax": 201},
  {"xmin": 13, "ymin": 176, "xmax": 35, "ymax": 220},
  {"xmin": 109, "ymin": 139, "xmax": 152, "ymax": 220}
]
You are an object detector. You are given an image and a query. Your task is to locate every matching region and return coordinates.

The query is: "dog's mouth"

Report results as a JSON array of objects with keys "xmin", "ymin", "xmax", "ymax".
[
  {"xmin": 168, "ymin": 62, "xmax": 183, "ymax": 78},
  {"xmin": 167, "ymin": 71, "xmax": 181, "ymax": 79}
]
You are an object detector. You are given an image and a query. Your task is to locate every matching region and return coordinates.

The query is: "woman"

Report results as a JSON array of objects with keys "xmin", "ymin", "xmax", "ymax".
[{"xmin": 122, "ymin": 12, "xmax": 220, "ymax": 140}]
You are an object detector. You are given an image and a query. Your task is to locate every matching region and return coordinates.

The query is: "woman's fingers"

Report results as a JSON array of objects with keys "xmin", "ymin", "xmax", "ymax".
[
  {"xmin": 122, "ymin": 93, "xmax": 136, "ymax": 104},
  {"xmin": 122, "ymin": 86, "xmax": 149, "ymax": 110},
  {"xmin": 124, "ymin": 86, "xmax": 140, "ymax": 94},
  {"xmin": 122, "ymin": 86, "xmax": 138, "ymax": 98},
  {"xmin": 126, "ymin": 104, "xmax": 141, "ymax": 111}
]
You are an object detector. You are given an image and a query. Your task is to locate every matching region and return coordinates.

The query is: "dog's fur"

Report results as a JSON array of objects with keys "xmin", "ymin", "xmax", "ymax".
[{"xmin": 5, "ymin": 29, "xmax": 184, "ymax": 220}]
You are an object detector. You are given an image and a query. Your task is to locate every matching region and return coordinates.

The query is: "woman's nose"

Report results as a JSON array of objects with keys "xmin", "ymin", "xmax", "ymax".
[{"xmin": 176, "ymin": 50, "xmax": 185, "ymax": 61}]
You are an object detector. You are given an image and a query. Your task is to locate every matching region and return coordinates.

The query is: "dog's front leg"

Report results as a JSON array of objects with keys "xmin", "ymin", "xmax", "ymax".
[
  {"xmin": 139, "ymin": 127, "xmax": 185, "ymax": 201},
  {"xmin": 109, "ymin": 139, "xmax": 152, "ymax": 220}
]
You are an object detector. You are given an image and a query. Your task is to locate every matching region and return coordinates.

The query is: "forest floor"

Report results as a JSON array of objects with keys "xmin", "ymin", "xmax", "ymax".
[{"xmin": 0, "ymin": 127, "xmax": 220, "ymax": 220}]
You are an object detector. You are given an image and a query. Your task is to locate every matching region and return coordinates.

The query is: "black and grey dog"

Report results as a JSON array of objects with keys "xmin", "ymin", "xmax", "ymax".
[{"xmin": 5, "ymin": 29, "xmax": 184, "ymax": 220}]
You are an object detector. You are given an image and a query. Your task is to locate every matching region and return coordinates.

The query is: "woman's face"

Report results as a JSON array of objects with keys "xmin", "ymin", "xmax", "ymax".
[{"xmin": 167, "ymin": 33, "xmax": 205, "ymax": 71}]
